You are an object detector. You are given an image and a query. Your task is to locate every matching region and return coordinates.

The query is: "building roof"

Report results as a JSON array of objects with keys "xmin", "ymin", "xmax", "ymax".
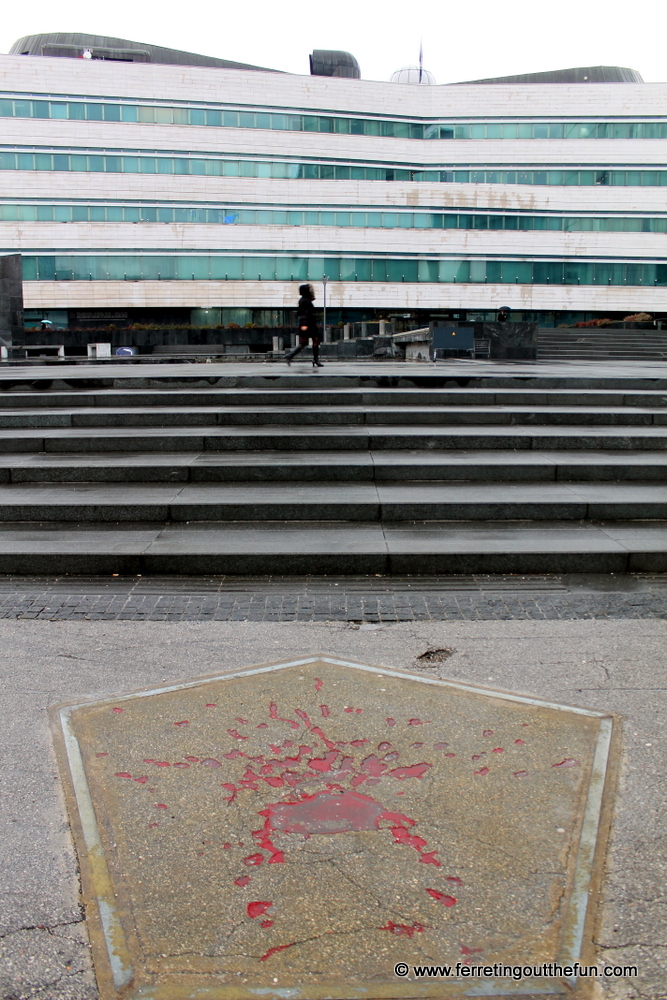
[
  {"xmin": 9, "ymin": 33, "xmax": 280, "ymax": 72},
  {"xmin": 457, "ymin": 65, "xmax": 644, "ymax": 84}
]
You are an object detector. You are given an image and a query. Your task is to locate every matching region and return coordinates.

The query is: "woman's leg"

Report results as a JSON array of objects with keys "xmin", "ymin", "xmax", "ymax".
[
  {"xmin": 311, "ymin": 337, "xmax": 323, "ymax": 366},
  {"xmin": 285, "ymin": 336, "xmax": 307, "ymax": 361}
]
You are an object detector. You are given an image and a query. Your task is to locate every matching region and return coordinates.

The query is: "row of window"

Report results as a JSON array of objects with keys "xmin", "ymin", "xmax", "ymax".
[
  {"xmin": 1, "ymin": 150, "xmax": 666, "ymax": 186},
  {"xmin": 21, "ymin": 255, "xmax": 667, "ymax": 286},
  {"xmin": 3, "ymin": 202, "xmax": 666, "ymax": 233},
  {"xmin": 2, "ymin": 96, "xmax": 666, "ymax": 140}
]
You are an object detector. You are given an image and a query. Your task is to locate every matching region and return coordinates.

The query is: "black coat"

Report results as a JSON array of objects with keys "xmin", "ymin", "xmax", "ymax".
[{"xmin": 297, "ymin": 295, "xmax": 319, "ymax": 338}]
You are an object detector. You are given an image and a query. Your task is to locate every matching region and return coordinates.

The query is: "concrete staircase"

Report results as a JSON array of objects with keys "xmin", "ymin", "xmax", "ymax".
[
  {"xmin": 0, "ymin": 369, "xmax": 665, "ymax": 574},
  {"xmin": 538, "ymin": 327, "xmax": 667, "ymax": 361}
]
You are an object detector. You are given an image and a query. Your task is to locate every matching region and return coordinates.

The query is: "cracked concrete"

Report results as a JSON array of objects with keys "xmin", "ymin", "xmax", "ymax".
[{"xmin": 0, "ymin": 617, "xmax": 664, "ymax": 999}]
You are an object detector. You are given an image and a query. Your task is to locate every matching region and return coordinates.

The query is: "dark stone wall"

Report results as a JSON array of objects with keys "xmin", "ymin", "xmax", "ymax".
[{"xmin": 0, "ymin": 255, "xmax": 23, "ymax": 350}]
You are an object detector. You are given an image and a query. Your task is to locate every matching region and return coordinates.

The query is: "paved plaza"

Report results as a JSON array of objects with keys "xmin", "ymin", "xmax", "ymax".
[
  {"xmin": 0, "ymin": 361, "xmax": 664, "ymax": 1000},
  {"xmin": 0, "ymin": 615, "xmax": 665, "ymax": 1000}
]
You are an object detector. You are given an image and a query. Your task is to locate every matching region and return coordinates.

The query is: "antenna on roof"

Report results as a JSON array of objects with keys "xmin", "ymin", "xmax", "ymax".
[{"xmin": 418, "ymin": 39, "xmax": 423, "ymax": 83}]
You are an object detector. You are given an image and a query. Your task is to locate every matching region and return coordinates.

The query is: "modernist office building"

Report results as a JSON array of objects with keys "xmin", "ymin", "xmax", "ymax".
[{"xmin": 1, "ymin": 33, "xmax": 666, "ymax": 332}]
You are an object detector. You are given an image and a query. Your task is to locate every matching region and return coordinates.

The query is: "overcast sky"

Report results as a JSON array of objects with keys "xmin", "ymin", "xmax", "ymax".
[{"xmin": 1, "ymin": 0, "xmax": 666, "ymax": 85}]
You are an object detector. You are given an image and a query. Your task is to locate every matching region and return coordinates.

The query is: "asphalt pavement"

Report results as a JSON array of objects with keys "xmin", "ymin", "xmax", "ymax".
[{"xmin": 0, "ymin": 614, "xmax": 665, "ymax": 999}]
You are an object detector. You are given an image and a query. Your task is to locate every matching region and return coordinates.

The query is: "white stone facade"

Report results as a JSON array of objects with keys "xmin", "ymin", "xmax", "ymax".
[{"xmin": 0, "ymin": 53, "xmax": 666, "ymax": 318}]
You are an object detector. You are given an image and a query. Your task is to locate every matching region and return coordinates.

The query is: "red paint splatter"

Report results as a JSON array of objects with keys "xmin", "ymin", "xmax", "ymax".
[
  {"xmin": 471, "ymin": 754, "xmax": 485, "ymax": 761},
  {"xmin": 134, "ymin": 776, "xmax": 149, "ymax": 784},
  {"xmin": 482, "ymin": 730, "xmax": 493, "ymax": 736},
  {"xmin": 112, "ymin": 707, "xmax": 123, "ymax": 714},
  {"xmin": 445, "ymin": 753, "xmax": 456, "ymax": 758},
  {"xmin": 408, "ymin": 719, "xmax": 424, "ymax": 726},
  {"xmin": 446, "ymin": 876, "xmax": 464, "ymax": 885},
  {"xmin": 223, "ymin": 843, "xmax": 232, "ymax": 849},
  {"xmin": 310, "ymin": 726, "xmax": 336, "ymax": 750},
  {"xmin": 114, "ymin": 772, "xmax": 132, "ymax": 778},
  {"xmin": 260, "ymin": 942, "xmax": 295, "ymax": 962},
  {"xmin": 172, "ymin": 762, "xmax": 190, "ymax": 769},
  {"xmin": 434, "ymin": 742, "xmax": 449, "ymax": 749},
  {"xmin": 492, "ymin": 748, "xmax": 504, "ymax": 754},
  {"xmin": 154, "ymin": 761, "xmax": 171, "ymax": 768},
  {"xmin": 344, "ymin": 707, "xmax": 354, "ymax": 713},
  {"xmin": 269, "ymin": 702, "xmax": 300, "ymax": 730},
  {"xmin": 205, "ymin": 703, "xmax": 216, "ymax": 708},
  {"xmin": 349, "ymin": 739, "xmax": 370, "ymax": 747},
  {"xmin": 261, "ymin": 920, "xmax": 273, "ymax": 928},
  {"xmin": 410, "ymin": 742, "xmax": 424, "ymax": 748},
  {"xmin": 247, "ymin": 901, "xmax": 273, "ymax": 919},
  {"xmin": 174, "ymin": 720, "xmax": 189, "ymax": 726},
  {"xmin": 427, "ymin": 889, "xmax": 457, "ymax": 907},
  {"xmin": 234, "ymin": 876, "xmax": 250, "ymax": 887},
  {"xmin": 380, "ymin": 921, "xmax": 425, "ymax": 937},
  {"xmin": 307, "ymin": 751, "xmax": 339, "ymax": 773},
  {"xmin": 314, "ymin": 678, "xmax": 323, "ymax": 691},
  {"xmin": 243, "ymin": 853, "xmax": 264, "ymax": 867},
  {"xmin": 201, "ymin": 758, "xmax": 222, "ymax": 768},
  {"xmin": 514, "ymin": 739, "xmax": 525, "ymax": 745},
  {"xmin": 461, "ymin": 945, "xmax": 482, "ymax": 955},
  {"xmin": 377, "ymin": 742, "xmax": 392, "ymax": 751},
  {"xmin": 552, "ymin": 759, "xmax": 580, "ymax": 768},
  {"xmin": 155, "ymin": 803, "xmax": 167, "ymax": 810},
  {"xmin": 391, "ymin": 827, "xmax": 428, "ymax": 851},
  {"xmin": 295, "ymin": 709, "xmax": 312, "ymax": 728},
  {"xmin": 513, "ymin": 771, "xmax": 529, "ymax": 778},
  {"xmin": 319, "ymin": 705, "xmax": 330, "ymax": 717},
  {"xmin": 95, "ymin": 752, "xmax": 109, "ymax": 757},
  {"xmin": 147, "ymin": 822, "xmax": 159, "ymax": 829},
  {"xmin": 419, "ymin": 851, "xmax": 441, "ymax": 867},
  {"xmin": 235, "ymin": 718, "xmax": 248, "ymax": 724},
  {"xmin": 228, "ymin": 730, "xmax": 248, "ymax": 741},
  {"xmin": 257, "ymin": 723, "xmax": 268, "ymax": 729},
  {"xmin": 474, "ymin": 767, "xmax": 490, "ymax": 776},
  {"xmin": 355, "ymin": 708, "xmax": 362, "ymax": 714},
  {"xmin": 387, "ymin": 718, "xmax": 396, "ymax": 727},
  {"xmin": 221, "ymin": 783, "xmax": 237, "ymax": 803},
  {"xmin": 389, "ymin": 763, "xmax": 432, "ymax": 780},
  {"xmin": 184, "ymin": 756, "xmax": 200, "ymax": 762}
]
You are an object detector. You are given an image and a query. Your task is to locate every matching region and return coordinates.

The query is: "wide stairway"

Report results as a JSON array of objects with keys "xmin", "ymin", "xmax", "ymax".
[
  {"xmin": 538, "ymin": 327, "xmax": 667, "ymax": 361},
  {"xmin": 0, "ymin": 369, "xmax": 665, "ymax": 574}
]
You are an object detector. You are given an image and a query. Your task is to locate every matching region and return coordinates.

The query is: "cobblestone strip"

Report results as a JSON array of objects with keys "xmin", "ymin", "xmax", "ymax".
[{"xmin": 0, "ymin": 590, "xmax": 665, "ymax": 620}]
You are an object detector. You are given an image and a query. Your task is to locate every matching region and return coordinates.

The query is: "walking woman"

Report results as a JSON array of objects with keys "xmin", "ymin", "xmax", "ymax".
[{"xmin": 285, "ymin": 284, "xmax": 324, "ymax": 367}]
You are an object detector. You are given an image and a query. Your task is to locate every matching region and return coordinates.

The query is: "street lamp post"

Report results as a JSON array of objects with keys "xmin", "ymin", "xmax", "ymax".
[{"xmin": 322, "ymin": 275, "xmax": 328, "ymax": 343}]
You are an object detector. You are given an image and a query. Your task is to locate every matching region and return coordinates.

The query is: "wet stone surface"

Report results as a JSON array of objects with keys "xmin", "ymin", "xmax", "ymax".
[{"xmin": 55, "ymin": 657, "xmax": 615, "ymax": 999}]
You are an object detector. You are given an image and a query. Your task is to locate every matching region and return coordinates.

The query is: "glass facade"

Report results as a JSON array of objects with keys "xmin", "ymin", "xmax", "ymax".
[
  {"xmin": 1, "ymin": 150, "xmax": 666, "ymax": 186},
  {"xmin": 20, "ymin": 254, "xmax": 667, "ymax": 286},
  {"xmin": 3, "ymin": 202, "xmax": 666, "ymax": 232},
  {"xmin": 1, "ymin": 95, "xmax": 666, "ymax": 140}
]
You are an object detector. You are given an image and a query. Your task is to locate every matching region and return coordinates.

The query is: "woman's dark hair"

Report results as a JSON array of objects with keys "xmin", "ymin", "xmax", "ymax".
[{"xmin": 299, "ymin": 283, "xmax": 315, "ymax": 299}]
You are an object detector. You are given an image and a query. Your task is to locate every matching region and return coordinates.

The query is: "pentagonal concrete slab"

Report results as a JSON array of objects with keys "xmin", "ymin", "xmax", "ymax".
[{"xmin": 52, "ymin": 657, "xmax": 617, "ymax": 999}]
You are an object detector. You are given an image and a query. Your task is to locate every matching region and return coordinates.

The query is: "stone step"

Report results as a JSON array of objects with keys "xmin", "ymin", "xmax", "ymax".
[
  {"xmin": 0, "ymin": 519, "xmax": 662, "ymax": 574},
  {"xmin": 2, "ymin": 367, "xmax": 667, "ymax": 393},
  {"xmin": 1, "ymin": 404, "xmax": 667, "ymax": 429},
  {"xmin": 1, "ymin": 388, "xmax": 666, "ymax": 409},
  {"xmin": 0, "ymin": 481, "xmax": 664, "ymax": 522},
  {"xmin": 1, "ymin": 424, "xmax": 666, "ymax": 452},
  {"xmin": 3, "ymin": 450, "xmax": 667, "ymax": 483}
]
